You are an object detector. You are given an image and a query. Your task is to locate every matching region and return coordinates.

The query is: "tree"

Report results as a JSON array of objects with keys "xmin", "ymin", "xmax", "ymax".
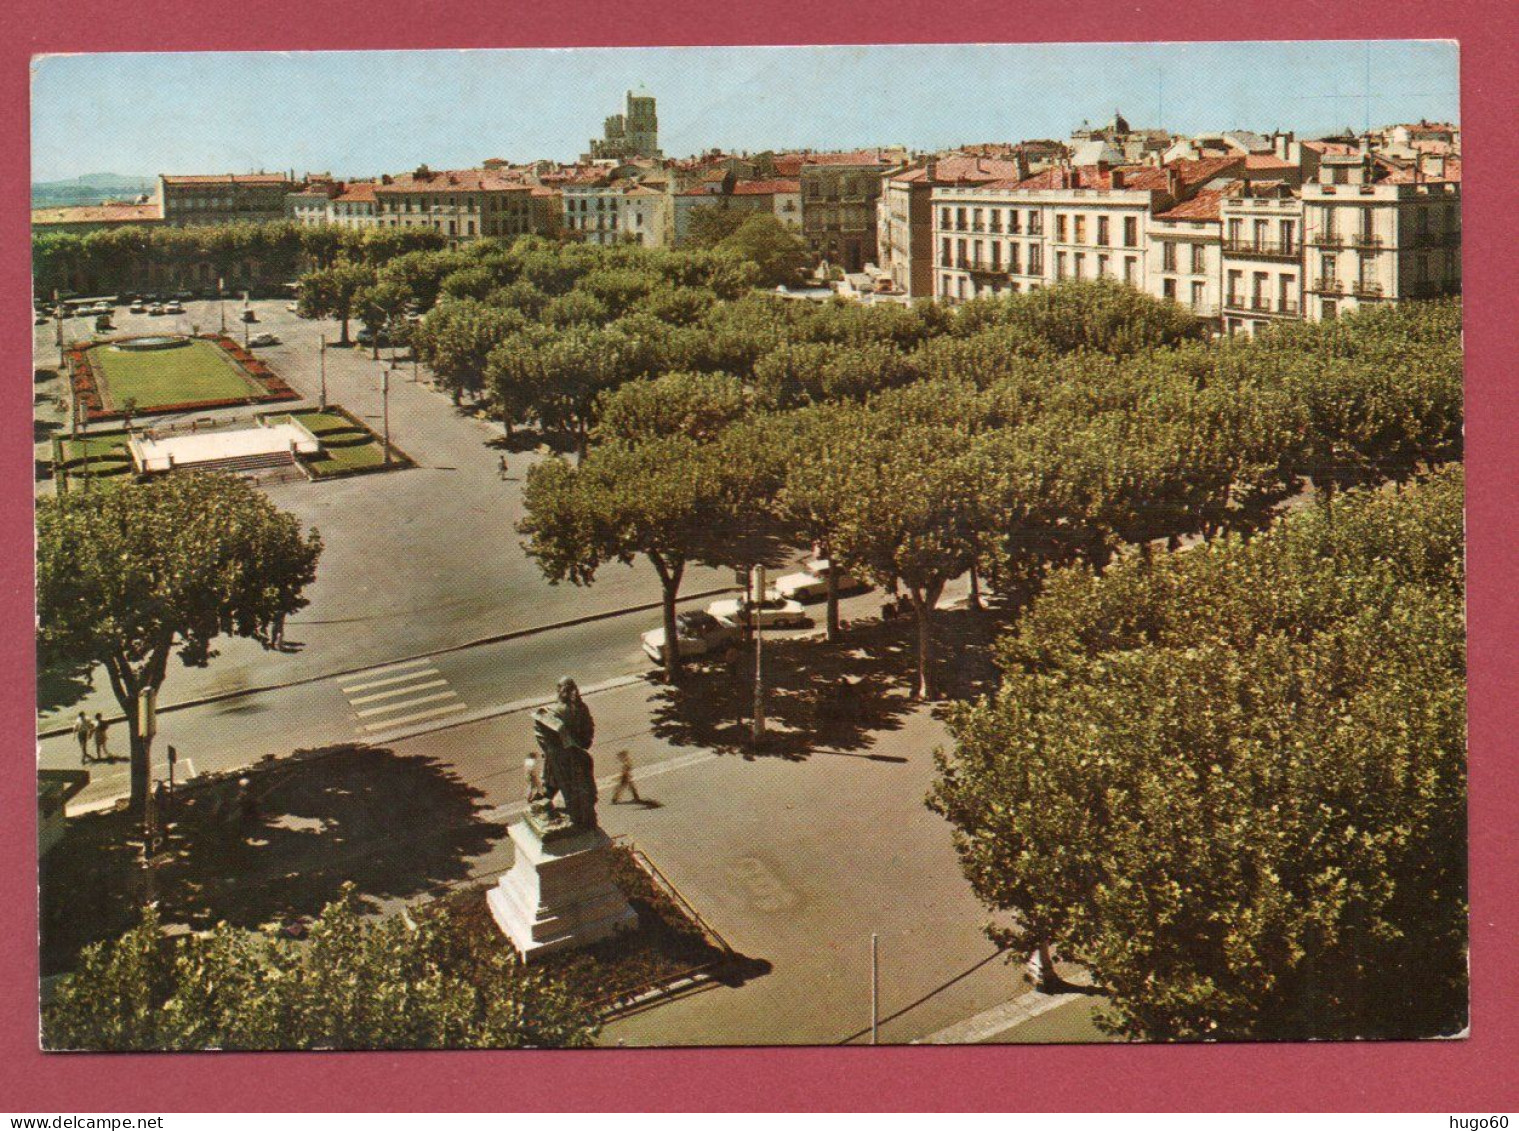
[
  {"xmin": 829, "ymin": 409, "xmax": 982, "ymax": 699},
  {"xmin": 354, "ymin": 278, "xmax": 411, "ymax": 360},
  {"xmin": 44, "ymin": 887, "xmax": 599, "ymax": 1050},
  {"xmin": 714, "ymin": 213, "xmax": 811, "ymax": 288},
  {"xmin": 594, "ymin": 370, "xmax": 750, "ymax": 446},
  {"xmin": 930, "ymin": 466, "xmax": 1467, "ymax": 1040},
  {"xmin": 414, "ymin": 299, "xmax": 527, "ymax": 406},
  {"xmin": 37, "ymin": 475, "xmax": 323, "ymax": 810},
  {"xmin": 685, "ymin": 205, "xmax": 751, "ymax": 249},
  {"xmin": 298, "ymin": 260, "xmax": 377, "ymax": 345},
  {"xmin": 519, "ymin": 438, "xmax": 738, "ymax": 681}
]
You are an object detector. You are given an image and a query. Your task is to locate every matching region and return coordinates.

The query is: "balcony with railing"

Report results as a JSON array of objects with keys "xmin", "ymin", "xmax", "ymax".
[
  {"xmin": 1309, "ymin": 277, "xmax": 1345, "ymax": 294},
  {"xmin": 1224, "ymin": 295, "xmax": 1300, "ymax": 317},
  {"xmin": 1350, "ymin": 233, "xmax": 1384, "ymax": 251},
  {"xmin": 1308, "ymin": 233, "xmax": 1345, "ymax": 249},
  {"xmin": 1408, "ymin": 229, "xmax": 1461, "ymax": 248},
  {"xmin": 1223, "ymin": 239, "xmax": 1299, "ymax": 260},
  {"xmin": 1351, "ymin": 280, "xmax": 1384, "ymax": 299}
]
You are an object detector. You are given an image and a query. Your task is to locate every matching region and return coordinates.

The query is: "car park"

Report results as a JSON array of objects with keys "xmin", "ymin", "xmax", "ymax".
[
  {"xmin": 641, "ymin": 610, "xmax": 739, "ymax": 665},
  {"xmin": 248, "ymin": 332, "xmax": 281, "ymax": 347},
  {"xmin": 94, "ymin": 314, "xmax": 114, "ymax": 332},
  {"xmin": 163, "ymin": 301, "xmax": 184, "ymax": 314},
  {"xmin": 148, "ymin": 304, "xmax": 166, "ymax": 316},
  {"xmin": 706, "ymin": 595, "xmax": 810, "ymax": 630},
  {"xmin": 773, "ymin": 559, "xmax": 870, "ymax": 602},
  {"xmin": 286, "ymin": 301, "xmax": 301, "ymax": 314},
  {"xmin": 129, "ymin": 301, "xmax": 146, "ymax": 313},
  {"xmin": 35, "ymin": 312, "xmax": 49, "ymax": 326}
]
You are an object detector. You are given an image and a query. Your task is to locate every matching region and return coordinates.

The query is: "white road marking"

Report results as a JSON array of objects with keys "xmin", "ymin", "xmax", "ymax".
[
  {"xmin": 355, "ymin": 690, "xmax": 459, "ymax": 718},
  {"xmin": 341, "ymin": 668, "xmax": 440, "ymax": 693},
  {"xmin": 348, "ymin": 678, "xmax": 449, "ymax": 705},
  {"xmin": 342, "ymin": 657, "xmax": 434, "ymax": 681},
  {"xmin": 359, "ymin": 702, "xmax": 468, "ymax": 732}
]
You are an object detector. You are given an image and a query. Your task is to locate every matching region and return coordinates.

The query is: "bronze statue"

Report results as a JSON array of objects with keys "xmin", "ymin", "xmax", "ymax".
[{"xmin": 531, "ymin": 676, "xmax": 599, "ymax": 830}]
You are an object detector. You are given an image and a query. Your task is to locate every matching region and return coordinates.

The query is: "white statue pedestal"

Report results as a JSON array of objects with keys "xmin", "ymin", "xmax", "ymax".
[{"xmin": 487, "ymin": 815, "xmax": 637, "ymax": 962}]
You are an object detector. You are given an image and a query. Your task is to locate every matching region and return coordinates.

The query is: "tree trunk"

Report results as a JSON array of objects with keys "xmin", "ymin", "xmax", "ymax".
[
  {"xmin": 825, "ymin": 563, "xmax": 841, "ymax": 642},
  {"xmin": 968, "ymin": 563, "xmax": 982, "ymax": 612},
  {"xmin": 127, "ymin": 723, "xmax": 150, "ymax": 814},
  {"xmin": 652, "ymin": 556, "xmax": 685, "ymax": 682},
  {"xmin": 338, "ymin": 315, "xmax": 351, "ymax": 346},
  {"xmin": 908, "ymin": 586, "xmax": 940, "ymax": 701}
]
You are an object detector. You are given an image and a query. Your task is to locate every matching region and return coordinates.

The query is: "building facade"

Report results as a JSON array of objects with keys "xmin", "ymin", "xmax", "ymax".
[
  {"xmin": 878, "ymin": 156, "xmax": 1026, "ymax": 297},
  {"xmin": 584, "ymin": 91, "xmax": 661, "ymax": 162},
  {"xmin": 157, "ymin": 173, "xmax": 299, "ymax": 226},
  {"xmin": 372, "ymin": 167, "xmax": 537, "ymax": 244},
  {"xmin": 800, "ymin": 151, "xmax": 897, "ymax": 273}
]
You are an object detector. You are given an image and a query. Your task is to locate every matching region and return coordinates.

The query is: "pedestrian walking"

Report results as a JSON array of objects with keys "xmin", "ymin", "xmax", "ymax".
[
  {"xmin": 498, "ymin": 453, "xmax": 509, "ymax": 481},
  {"xmin": 73, "ymin": 711, "xmax": 94, "ymax": 764},
  {"xmin": 92, "ymin": 712, "xmax": 111, "ymax": 761},
  {"xmin": 611, "ymin": 749, "xmax": 641, "ymax": 804}
]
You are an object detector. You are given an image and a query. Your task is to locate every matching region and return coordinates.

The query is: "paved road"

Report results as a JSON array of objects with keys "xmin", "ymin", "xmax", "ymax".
[
  {"xmin": 36, "ymin": 298, "xmax": 735, "ymax": 730},
  {"xmin": 39, "ymin": 580, "xmax": 919, "ymax": 811}
]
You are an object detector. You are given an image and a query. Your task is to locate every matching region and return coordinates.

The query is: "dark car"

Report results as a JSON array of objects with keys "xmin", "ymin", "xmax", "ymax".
[
  {"xmin": 356, "ymin": 327, "xmax": 393, "ymax": 347},
  {"xmin": 240, "ymin": 309, "xmax": 258, "ymax": 324}
]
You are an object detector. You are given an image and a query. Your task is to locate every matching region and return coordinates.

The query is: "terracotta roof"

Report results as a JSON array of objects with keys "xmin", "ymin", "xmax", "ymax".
[
  {"xmin": 801, "ymin": 150, "xmax": 893, "ymax": 168},
  {"xmin": 1303, "ymin": 141, "xmax": 1359, "ymax": 156},
  {"xmin": 374, "ymin": 168, "xmax": 532, "ymax": 194},
  {"xmin": 770, "ymin": 155, "xmax": 805, "ymax": 177},
  {"xmin": 732, "ymin": 179, "xmax": 801, "ymax": 195},
  {"xmin": 1244, "ymin": 153, "xmax": 1295, "ymax": 170},
  {"xmin": 1385, "ymin": 157, "xmax": 1462, "ymax": 184},
  {"xmin": 335, "ymin": 182, "xmax": 377, "ymax": 203},
  {"xmin": 890, "ymin": 156, "xmax": 1024, "ymax": 185},
  {"xmin": 160, "ymin": 173, "xmax": 293, "ymax": 185},
  {"xmin": 1155, "ymin": 184, "xmax": 1236, "ymax": 222},
  {"xmin": 32, "ymin": 202, "xmax": 163, "ymax": 226}
]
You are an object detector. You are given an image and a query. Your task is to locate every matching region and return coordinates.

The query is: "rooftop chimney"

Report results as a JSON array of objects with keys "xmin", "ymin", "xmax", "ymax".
[
  {"xmin": 1111, "ymin": 168, "xmax": 1125, "ymax": 190},
  {"xmin": 924, "ymin": 158, "xmax": 938, "ymax": 183}
]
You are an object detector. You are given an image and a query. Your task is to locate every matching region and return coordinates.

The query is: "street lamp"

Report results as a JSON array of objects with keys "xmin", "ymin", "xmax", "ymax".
[
  {"xmin": 381, "ymin": 368, "xmax": 392, "ymax": 466},
  {"xmin": 752, "ymin": 564, "xmax": 766, "ymax": 746},
  {"xmin": 319, "ymin": 333, "xmax": 328, "ymax": 411}
]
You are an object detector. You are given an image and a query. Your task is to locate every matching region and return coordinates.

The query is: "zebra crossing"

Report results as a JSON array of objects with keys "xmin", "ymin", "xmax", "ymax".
[{"xmin": 340, "ymin": 658, "xmax": 467, "ymax": 737}]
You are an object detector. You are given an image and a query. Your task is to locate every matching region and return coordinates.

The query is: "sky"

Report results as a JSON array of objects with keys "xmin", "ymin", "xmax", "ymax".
[{"xmin": 30, "ymin": 41, "xmax": 1459, "ymax": 183}]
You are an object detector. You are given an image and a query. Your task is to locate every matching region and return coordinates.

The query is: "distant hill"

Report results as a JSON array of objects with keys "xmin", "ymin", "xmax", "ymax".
[{"xmin": 32, "ymin": 173, "xmax": 156, "ymax": 209}]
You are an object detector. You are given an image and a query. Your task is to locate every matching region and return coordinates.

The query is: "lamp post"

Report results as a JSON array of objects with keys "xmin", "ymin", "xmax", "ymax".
[
  {"xmin": 752, "ymin": 564, "xmax": 766, "ymax": 747},
  {"xmin": 218, "ymin": 278, "xmax": 226, "ymax": 334},
  {"xmin": 319, "ymin": 333, "xmax": 328, "ymax": 411},
  {"xmin": 382, "ymin": 368, "xmax": 392, "ymax": 466}
]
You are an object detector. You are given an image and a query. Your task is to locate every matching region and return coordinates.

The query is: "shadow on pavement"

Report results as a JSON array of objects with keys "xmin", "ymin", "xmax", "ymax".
[
  {"xmin": 37, "ymin": 658, "xmax": 98, "ymax": 718},
  {"xmin": 648, "ymin": 605, "xmax": 1014, "ymax": 761},
  {"xmin": 40, "ymin": 743, "xmax": 506, "ymax": 975}
]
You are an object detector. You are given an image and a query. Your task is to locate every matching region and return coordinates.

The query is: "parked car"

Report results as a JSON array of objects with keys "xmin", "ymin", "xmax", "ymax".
[
  {"xmin": 240, "ymin": 309, "xmax": 258, "ymax": 324},
  {"xmin": 641, "ymin": 610, "xmax": 739, "ymax": 665},
  {"xmin": 148, "ymin": 304, "xmax": 166, "ymax": 316},
  {"xmin": 773, "ymin": 559, "xmax": 870, "ymax": 602},
  {"xmin": 356, "ymin": 327, "xmax": 392, "ymax": 347},
  {"xmin": 706, "ymin": 595, "xmax": 810, "ymax": 630},
  {"xmin": 163, "ymin": 301, "xmax": 184, "ymax": 314},
  {"xmin": 94, "ymin": 314, "xmax": 114, "ymax": 332},
  {"xmin": 286, "ymin": 301, "xmax": 302, "ymax": 314},
  {"xmin": 173, "ymin": 290, "xmax": 193, "ymax": 302},
  {"xmin": 35, "ymin": 312, "xmax": 49, "ymax": 326},
  {"xmin": 129, "ymin": 301, "xmax": 146, "ymax": 313},
  {"xmin": 248, "ymin": 332, "xmax": 281, "ymax": 347}
]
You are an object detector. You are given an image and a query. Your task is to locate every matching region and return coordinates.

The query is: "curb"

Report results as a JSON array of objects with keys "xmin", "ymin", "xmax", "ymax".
[{"xmin": 38, "ymin": 584, "xmax": 740, "ymax": 740}]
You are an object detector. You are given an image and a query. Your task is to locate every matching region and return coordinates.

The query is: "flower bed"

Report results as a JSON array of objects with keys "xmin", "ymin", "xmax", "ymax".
[
  {"xmin": 261, "ymin": 405, "xmax": 414, "ymax": 479},
  {"xmin": 68, "ymin": 334, "xmax": 301, "ymax": 422}
]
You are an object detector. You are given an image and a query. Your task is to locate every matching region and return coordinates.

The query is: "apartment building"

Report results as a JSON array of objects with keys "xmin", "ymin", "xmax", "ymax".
[
  {"xmin": 799, "ymin": 151, "xmax": 898, "ymax": 273},
  {"xmin": 877, "ymin": 156, "xmax": 1025, "ymax": 297},
  {"xmin": 620, "ymin": 183, "xmax": 672, "ymax": 248},
  {"xmin": 372, "ymin": 167, "xmax": 537, "ymax": 244},
  {"xmin": 733, "ymin": 179, "xmax": 803, "ymax": 234},
  {"xmin": 157, "ymin": 173, "xmax": 299, "ymax": 226},
  {"xmin": 331, "ymin": 182, "xmax": 378, "ymax": 230},
  {"xmin": 1300, "ymin": 148, "xmax": 1461, "ymax": 322},
  {"xmin": 561, "ymin": 179, "xmax": 626, "ymax": 246},
  {"xmin": 1149, "ymin": 186, "xmax": 1231, "ymax": 322},
  {"xmin": 1218, "ymin": 187, "xmax": 1304, "ymax": 334}
]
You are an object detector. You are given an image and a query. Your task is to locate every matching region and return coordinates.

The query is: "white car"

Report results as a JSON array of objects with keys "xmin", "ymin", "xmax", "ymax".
[
  {"xmin": 129, "ymin": 302, "xmax": 146, "ymax": 313},
  {"xmin": 706, "ymin": 595, "xmax": 809, "ymax": 630},
  {"xmin": 773, "ymin": 559, "xmax": 870, "ymax": 602},
  {"xmin": 248, "ymin": 332, "xmax": 281, "ymax": 347},
  {"xmin": 163, "ymin": 302, "xmax": 184, "ymax": 314},
  {"xmin": 641, "ymin": 610, "xmax": 738, "ymax": 665}
]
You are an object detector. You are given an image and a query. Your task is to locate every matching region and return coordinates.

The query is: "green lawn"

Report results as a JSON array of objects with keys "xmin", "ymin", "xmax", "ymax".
[
  {"xmin": 55, "ymin": 434, "xmax": 135, "ymax": 491},
  {"xmin": 278, "ymin": 410, "xmax": 398, "ymax": 475},
  {"xmin": 87, "ymin": 339, "xmax": 263, "ymax": 410}
]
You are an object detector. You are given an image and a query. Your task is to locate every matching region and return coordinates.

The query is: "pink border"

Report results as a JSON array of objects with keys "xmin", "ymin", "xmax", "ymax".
[{"xmin": 8, "ymin": 2, "xmax": 1516, "ymax": 1112}]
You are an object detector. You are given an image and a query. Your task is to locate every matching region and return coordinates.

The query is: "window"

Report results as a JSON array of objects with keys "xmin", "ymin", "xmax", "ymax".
[
  {"xmin": 1279, "ymin": 276, "xmax": 1294, "ymax": 313},
  {"xmin": 1322, "ymin": 298, "xmax": 1338, "ymax": 320},
  {"xmin": 1252, "ymin": 271, "xmax": 1268, "ymax": 308},
  {"xmin": 1029, "ymin": 244, "xmax": 1043, "ymax": 274},
  {"xmin": 940, "ymin": 207, "xmax": 952, "ymax": 229},
  {"xmin": 1008, "ymin": 243, "xmax": 1021, "ymax": 274},
  {"xmin": 1227, "ymin": 218, "xmax": 1243, "ymax": 245},
  {"xmin": 1008, "ymin": 210, "xmax": 1020, "ymax": 234},
  {"xmin": 1124, "ymin": 216, "xmax": 1138, "ymax": 247},
  {"xmin": 1280, "ymin": 220, "xmax": 1295, "ymax": 255},
  {"xmin": 1028, "ymin": 210, "xmax": 1042, "ymax": 235},
  {"xmin": 941, "ymin": 237, "xmax": 951, "ymax": 265},
  {"xmin": 990, "ymin": 209, "xmax": 1002, "ymax": 234},
  {"xmin": 1097, "ymin": 216, "xmax": 1110, "ymax": 246},
  {"xmin": 1191, "ymin": 281, "xmax": 1206, "ymax": 309},
  {"xmin": 972, "ymin": 208, "xmax": 983, "ymax": 232},
  {"xmin": 1055, "ymin": 251, "xmax": 1067, "ymax": 280},
  {"xmin": 1074, "ymin": 215, "xmax": 1087, "ymax": 243},
  {"xmin": 1097, "ymin": 254, "xmax": 1110, "ymax": 277},
  {"xmin": 957, "ymin": 207, "xmax": 967, "ymax": 231},
  {"xmin": 1162, "ymin": 242, "xmax": 1177, "ymax": 271},
  {"xmin": 1055, "ymin": 214, "xmax": 1067, "ymax": 242},
  {"xmin": 1227, "ymin": 269, "xmax": 1243, "ymax": 306},
  {"xmin": 1254, "ymin": 219, "xmax": 1269, "ymax": 248},
  {"xmin": 1073, "ymin": 252, "xmax": 1085, "ymax": 279},
  {"xmin": 1162, "ymin": 278, "xmax": 1177, "ymax": 300},
  {"xmin": 1191, "ymin": 243, "xmax": 1206, "ymax": 274},
  {"xmin": 1123, "ymin": 256, "xmax": 1135, "ymax": 284},
  {"xmin": 991, "ymin": 242, "xmax": 1001, "ymax": 270},
  {"xmin": 1320, "ymin": 253, "xmax": 1336, "ymax": 281}
]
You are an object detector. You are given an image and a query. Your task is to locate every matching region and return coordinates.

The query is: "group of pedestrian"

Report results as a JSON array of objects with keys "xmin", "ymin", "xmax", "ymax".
[{"xmin": 71, "ymin": 710, "xmax": 112, "ymax": 764}]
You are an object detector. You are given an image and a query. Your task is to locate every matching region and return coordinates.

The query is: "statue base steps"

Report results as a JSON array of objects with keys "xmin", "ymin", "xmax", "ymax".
[{"xmin": 487, "ymin": 819, "xmax": 637, "ymax": 962}]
